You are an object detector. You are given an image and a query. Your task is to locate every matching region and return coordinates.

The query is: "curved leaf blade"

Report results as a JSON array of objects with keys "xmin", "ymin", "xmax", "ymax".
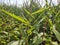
[{"xmin": 2, "ymin": 9, "xmax": 30, "ymax": 26}]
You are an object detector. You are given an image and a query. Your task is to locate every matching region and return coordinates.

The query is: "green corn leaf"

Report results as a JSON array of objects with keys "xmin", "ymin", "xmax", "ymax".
[
  {"xmin": 31, "ymin": 7, "xmax": 49, "ymax": 15},
  {"xmin": 52, "ymin": 25, "xmax": 60, "ymax": 42},
  {"xmin": 23, "ymin": 8, "xmax": 34, "ymax": 18},
  {"xmin": 48, "ymin": 19, "xmax": 53, "ymax": 26},
  {"xmin": 2, "ymin": 9, "xmax": 30, "ymax": 26},
  {"xmin": 32, "ymin": 8, "xmax": 44, "ymax": 15},
  {"xmin": 47, "ymin": 17, "xmax": 60, "ymax": 42},
  {"xmin": 34, "ymin": 16, "xmax": 46, "ymax": 24},
  {"xmin": 7, "ymin": 40, "xmax": 23, "ymax": 45},
  {"xmin": 33, "ymin": 37, "xmax": 43, "ymax": 45},
  {"xmin": 54, "ymin": 10, "xmax": 60, "ymax": 19},
  {"xmin": 23, "ymin": 8, "xmax": 30, "ymax": 15},
  {"xmin": 27, "ymin": 26, "xmax": 34, "ymax": 36},
  {"xmin": 27, "ymin": 16, "xmax": 46, "ymax": 36}
]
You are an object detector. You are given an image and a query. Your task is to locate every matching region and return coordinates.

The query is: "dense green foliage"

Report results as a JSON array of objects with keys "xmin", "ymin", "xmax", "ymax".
[{"xmin": 0, "ymin": 0, "xmax": 60, "ymax": 45}]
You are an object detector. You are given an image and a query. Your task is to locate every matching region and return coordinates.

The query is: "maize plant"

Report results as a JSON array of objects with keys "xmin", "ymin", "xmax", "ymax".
[{"xmin": 0, "ymin": 0, "xmax": 60, "ymax": 45}]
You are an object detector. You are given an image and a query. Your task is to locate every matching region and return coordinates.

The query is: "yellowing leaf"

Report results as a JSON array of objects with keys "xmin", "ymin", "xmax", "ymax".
[{"xmin": 2, "ymin": 9, "xmax": 30, "ymax": 26}]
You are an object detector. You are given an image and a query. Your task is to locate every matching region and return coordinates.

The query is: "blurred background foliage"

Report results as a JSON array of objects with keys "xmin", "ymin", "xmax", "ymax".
[{"xmin": 0, "ymin": 0, "xmax": 60, "ymax": 45}]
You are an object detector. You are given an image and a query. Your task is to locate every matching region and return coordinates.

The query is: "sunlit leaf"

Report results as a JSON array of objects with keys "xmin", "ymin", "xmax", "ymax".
[
  {"xmin": 52, "ymin": 25, "xmax": 60, "ymax": 42},
  {"xmin": 2, "ymin": 9, "xmax": 30, "ymax": 26},
  {"xmin": 31, "ymin": 7, "xmax": 49, "ymax": 15}
]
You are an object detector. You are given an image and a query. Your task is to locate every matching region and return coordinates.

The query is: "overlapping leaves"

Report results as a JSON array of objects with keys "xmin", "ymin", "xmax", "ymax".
[{"xmin": 0, "ymin": 1, "xmax": 60, "ymax": 45}]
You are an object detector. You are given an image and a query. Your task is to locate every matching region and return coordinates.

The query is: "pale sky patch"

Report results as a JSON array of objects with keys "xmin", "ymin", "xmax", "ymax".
[{"xmin": 0, "ymin": 0, "xmax": 58, "ymax": 6}]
